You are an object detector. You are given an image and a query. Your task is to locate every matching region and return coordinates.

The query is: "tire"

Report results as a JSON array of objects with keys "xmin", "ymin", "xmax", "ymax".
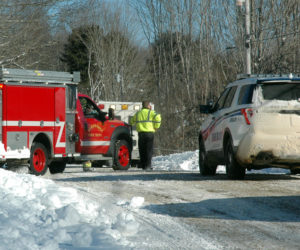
[
  {"xmin": 113, "ymin": 140, "xmax": 131, "ymax": 171},
  {"xmin": 92, "ymin": 161, "xmax": 104, "ymax": 168},
  {"xmin": 199, "ymin": 139, "xmax": 217, "ymax": 175},
  {"xmin": 225, "ymin": 139, "xmax": 245, "ymax": 180},
  {"xmin": 49, "ymin": 161, "xmax": 66, "ymax": 174},
  {"xmin": 290, "ymin": 168, "xmax": 300, "ymax": 175},
  {"xmin": 92, "ymin": 160, "xmax": 112, "ymax": 168},
  {"xmin": 30, "ymin": 142, "xmax": 49, "ymax": 176}
]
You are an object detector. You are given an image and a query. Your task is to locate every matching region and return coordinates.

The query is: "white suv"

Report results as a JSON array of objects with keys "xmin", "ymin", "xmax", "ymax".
[{"xmin": 199, "ymin": 74, "xmax": 300, "ymax": 179}]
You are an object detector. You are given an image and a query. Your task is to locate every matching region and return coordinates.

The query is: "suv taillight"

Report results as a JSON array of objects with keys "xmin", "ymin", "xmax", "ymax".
[{"xmin": 241, "ymin": 108, "xmax": 253, "ymax": 125}]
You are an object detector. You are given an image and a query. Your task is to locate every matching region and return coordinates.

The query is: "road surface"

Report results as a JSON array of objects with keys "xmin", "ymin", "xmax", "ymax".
[{"xmin": 46, "ymin": 166, "xmax": 300, "ymax": 249}]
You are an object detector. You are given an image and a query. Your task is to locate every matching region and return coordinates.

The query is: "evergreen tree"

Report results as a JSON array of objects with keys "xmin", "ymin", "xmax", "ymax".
[{"xmin": 60, "ymin": 26, "xmax": 91, "ymax": 91}]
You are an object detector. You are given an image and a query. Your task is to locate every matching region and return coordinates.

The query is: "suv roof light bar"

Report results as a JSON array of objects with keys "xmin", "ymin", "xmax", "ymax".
[{"xmin": 237, "ymin": 73, "xmax": 300, "ymax": 80}]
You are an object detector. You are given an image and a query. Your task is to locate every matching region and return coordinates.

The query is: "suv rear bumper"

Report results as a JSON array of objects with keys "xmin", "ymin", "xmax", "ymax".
[{"xmin": 237, "ymin": 131, "xmax": 300, "ymax": 167}]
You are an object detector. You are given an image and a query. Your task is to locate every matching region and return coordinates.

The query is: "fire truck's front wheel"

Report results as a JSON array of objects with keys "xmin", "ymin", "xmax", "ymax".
[
  {"xmin": 30, "ymin": 142, "xmax": 49, "ymax": 176},
  {"xmin": 113, "ymin": 140, "xmax": 131, "ymax": 171}
]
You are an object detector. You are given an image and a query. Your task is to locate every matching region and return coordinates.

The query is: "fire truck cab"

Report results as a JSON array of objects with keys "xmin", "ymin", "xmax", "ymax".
[{"xmin": 0, "ymin": 68, "xmax": 132, "ymax": 175}]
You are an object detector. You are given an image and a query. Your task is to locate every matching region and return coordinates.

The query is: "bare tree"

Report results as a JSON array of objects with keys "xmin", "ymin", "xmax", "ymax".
[
  {"xmin": 4, "ymin": 0, "xmax": 300, "ymax": 154},
  {"xmin": 0, "ymin": 0, "xmax": 62, "ymax": 69},
  {"xmin": 221, "ymin": 0, "xmax": 300, "ymax": 75},
  {"xmin": 58, "ymin": 0, "xmax": 144, "ymax": 102},
  {"xmin": 131, "ymin": 0, "xmax": 227, "ymax": 153}
]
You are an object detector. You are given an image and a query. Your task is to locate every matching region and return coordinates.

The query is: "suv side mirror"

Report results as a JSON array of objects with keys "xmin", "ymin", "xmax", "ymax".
[
  {"xmin": 200, "ymin": 101, "xmax": 214, "ymax": 114},
  {"xmin": 200, "ymin": 104, "xmax": 211, "ymax": 114}
]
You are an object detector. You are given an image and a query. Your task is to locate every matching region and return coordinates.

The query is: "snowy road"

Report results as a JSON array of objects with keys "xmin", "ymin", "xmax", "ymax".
[{"xmin": 46, "ymin": 164, "xmax": 300, "ymax": 250}]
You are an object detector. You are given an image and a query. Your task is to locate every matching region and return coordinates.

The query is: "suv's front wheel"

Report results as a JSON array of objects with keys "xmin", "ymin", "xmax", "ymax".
[
  {"xmin": 199, "ymin": 139, "xmax": 217, "ymax": 175},
  {"xmin": 225, "ymin": 139, "xmax": 245, "ymax": 179},
  {"xmin": 290, "ymin": 168, "xmax": 300, "ymax": 175}
]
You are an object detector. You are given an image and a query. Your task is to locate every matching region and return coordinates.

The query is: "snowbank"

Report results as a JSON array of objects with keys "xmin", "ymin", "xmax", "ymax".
[
  {"xmin": 0, "ymin": 169, "xmax": 142, "ymax": 249},
  {"xmin": 152, "ymin": 150, "xmax": 289, "ymax": 174},
  {"xmin": 153, "ymin": 150, "xmax": 199, "ymax": 171}
]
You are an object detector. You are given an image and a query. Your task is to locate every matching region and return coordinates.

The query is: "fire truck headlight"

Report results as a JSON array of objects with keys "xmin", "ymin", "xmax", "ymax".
[{"xmin": 134, "ymin": 105, "xmax": 140, "ymax": 110}]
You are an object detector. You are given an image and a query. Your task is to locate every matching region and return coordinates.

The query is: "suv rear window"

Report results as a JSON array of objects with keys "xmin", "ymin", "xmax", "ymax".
[{"xmin": 261, "ymin": 83, "xmax": 300, "ymax": 101}]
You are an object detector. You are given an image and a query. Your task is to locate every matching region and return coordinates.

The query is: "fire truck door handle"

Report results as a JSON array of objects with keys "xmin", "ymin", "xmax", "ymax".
[{"xmin": 56, "ymin": 117, "xmax": 60, "ymax": 123}]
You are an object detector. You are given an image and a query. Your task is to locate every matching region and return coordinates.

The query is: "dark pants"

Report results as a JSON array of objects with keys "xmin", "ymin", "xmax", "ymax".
[{"xmin": 138, "ymin": 132, "xmax": 154, "ymax": 169}]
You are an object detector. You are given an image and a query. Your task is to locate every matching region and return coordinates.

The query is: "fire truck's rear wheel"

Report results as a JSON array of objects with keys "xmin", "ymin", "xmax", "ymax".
[
  {"xmin": 30, "ymin": 142, "xmax": 49, "ymax": 176},
  {"xmin": 49, "ymin": 161, "xmax": 66, "ymax": 174},
  {"xmin": 113, "ymin": 140, "xmax": 131, "ymax": 171}
]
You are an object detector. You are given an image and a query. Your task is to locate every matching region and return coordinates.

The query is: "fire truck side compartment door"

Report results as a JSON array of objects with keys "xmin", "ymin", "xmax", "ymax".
[
  {"xmin": 7, "ymin": 132, "xmax": 27, "ymax": 150},
  {"xmin": 65, "ymin": 85, "xmax": 77, "ymax": 154},
  {"xmin": 54, "ymin": 87, "xmax": 66, "ymax": 155},
  {"xmin": 6, "ymin": 85, "xmax": 55, "ymax": 153}
]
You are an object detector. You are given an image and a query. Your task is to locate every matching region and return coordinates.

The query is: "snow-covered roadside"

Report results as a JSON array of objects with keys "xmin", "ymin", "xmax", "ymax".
[
  {"xmin": 152, "ymin": 150, "xmax": 290, "ymax": 174},
  {"xmin": 0, "ymin": 150, "xmax": 291, "ymax": 249},
  {"xmin": 0, "ymin": 151, "xmax": 212, "ymax": 250},
  {"xmin": 0, "ymin": 168, "xmax": 145, "ymax": 249}
]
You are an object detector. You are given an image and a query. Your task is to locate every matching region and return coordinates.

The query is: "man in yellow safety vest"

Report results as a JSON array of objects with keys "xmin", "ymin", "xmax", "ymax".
[{"xmin": 130, "ymin": 101, "xmax": 161, "ymax": 170}]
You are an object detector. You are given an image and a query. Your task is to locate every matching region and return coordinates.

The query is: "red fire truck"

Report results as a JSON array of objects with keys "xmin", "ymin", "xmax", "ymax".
[{"xmin": 0, "ymin": 68, "xmax": 132, "ymax": 175}]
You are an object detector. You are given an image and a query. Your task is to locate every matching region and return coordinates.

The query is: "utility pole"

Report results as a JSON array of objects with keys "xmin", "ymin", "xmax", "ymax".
[
  {"xmin": 237, "ymin": 0, "xmax": 251, "ymax": 75},
  {"xmin": 245, "ymin": 0, "xmax": 251, "ymax": 75}
]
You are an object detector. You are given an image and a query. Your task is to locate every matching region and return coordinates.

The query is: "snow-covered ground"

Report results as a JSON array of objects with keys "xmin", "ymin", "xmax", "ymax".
[{"xmin": 0, "ymin": 151, "xmax": 291, "ymax": 249}]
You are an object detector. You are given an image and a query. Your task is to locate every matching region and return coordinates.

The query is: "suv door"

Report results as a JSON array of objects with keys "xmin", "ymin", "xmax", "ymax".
[{"xmin": 206, "ymin": 86, "xmax": 237, "ymax": 152}]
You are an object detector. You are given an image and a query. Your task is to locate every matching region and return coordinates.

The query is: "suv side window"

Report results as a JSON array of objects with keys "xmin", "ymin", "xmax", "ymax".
[
  {"xmin": 213, "ymin": 88, "xmax": 231, "ymax": 111},
  {"xmin": 223, "ymin": 86, "xmax": 237, "ymax": 108},
  {"xmin": 238, "ymin": 84, "xmax": 255, "ymax": 105}
]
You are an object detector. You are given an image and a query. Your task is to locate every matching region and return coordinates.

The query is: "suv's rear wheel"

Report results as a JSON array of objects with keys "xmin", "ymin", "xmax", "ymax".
[
  {"xmin": 199, "ymin": 139, "xmax": 217, "ymax": 175},
  {"xmin": 225, "ymin": 139, "xmax": 245, "ymax": 179}
]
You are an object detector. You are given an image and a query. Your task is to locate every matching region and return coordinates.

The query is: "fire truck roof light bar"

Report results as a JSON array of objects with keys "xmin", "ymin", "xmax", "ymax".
[{"xmin": 0, "ymin": 68, "xmax": 80, "ymax": 85}]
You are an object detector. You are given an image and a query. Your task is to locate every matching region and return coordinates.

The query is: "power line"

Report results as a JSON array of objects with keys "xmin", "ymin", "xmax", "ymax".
[
  {"xmin": 252, "ymin": 30, "xmax": 300, "ymax": 43},
  {"xmin": 250, "ymin": 16, "xmax": 300, "ymax": 34}
]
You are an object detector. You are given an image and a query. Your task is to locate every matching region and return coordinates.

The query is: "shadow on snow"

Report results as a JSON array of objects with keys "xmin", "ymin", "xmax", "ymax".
[{"xmin": 144, "ymin": 195, "xmax": 300, "ymax": 222}]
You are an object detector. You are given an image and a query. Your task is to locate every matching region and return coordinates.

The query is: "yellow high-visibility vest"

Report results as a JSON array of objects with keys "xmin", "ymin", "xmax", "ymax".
[{"xmin": 130, "ymin": 108, "xmax": 161, "ymax": 132}]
